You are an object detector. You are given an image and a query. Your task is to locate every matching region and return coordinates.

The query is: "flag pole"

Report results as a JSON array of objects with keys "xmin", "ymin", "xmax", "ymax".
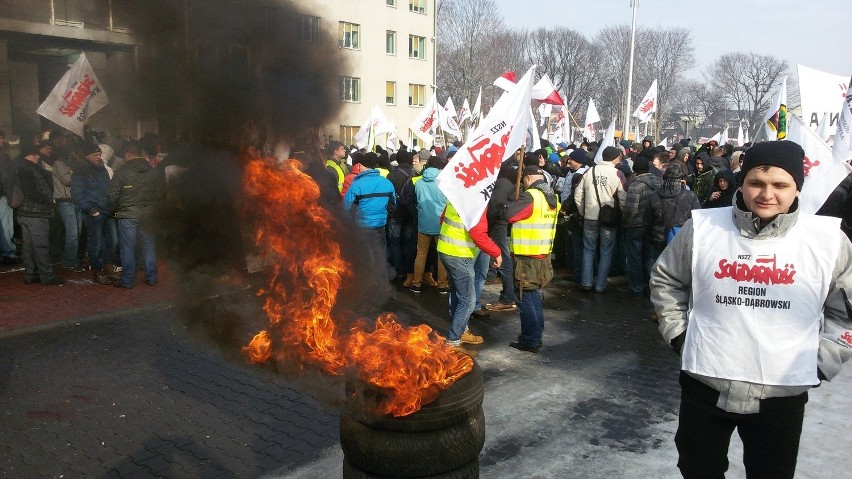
[
  {"xmin": 623, "ymin": 0, "xmax": 639, "ymax": 142},
  {"xmin": 514, "ymin": 146, "xmax": 526, "ymax": 199}
]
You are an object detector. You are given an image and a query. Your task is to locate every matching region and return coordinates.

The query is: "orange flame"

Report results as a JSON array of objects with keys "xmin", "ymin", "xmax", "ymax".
[{"xmin": 241, "ymin": 159, "xmax": 472, "ymax": 416}]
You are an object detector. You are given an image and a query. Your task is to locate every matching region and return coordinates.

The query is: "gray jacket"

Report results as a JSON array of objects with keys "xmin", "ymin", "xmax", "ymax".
[
  {"xmin": 650, "ymin": 192, "xmax": 852, "ymax": 414},
  {"xmin": 622, "ymin": 173, "xmax": 660, "ymax": 228}
]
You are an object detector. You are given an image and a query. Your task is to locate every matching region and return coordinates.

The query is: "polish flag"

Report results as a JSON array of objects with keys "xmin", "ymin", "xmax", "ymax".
[{"xmin": 493, "ymin": 71, "xmax": 517, "ymax": 92}]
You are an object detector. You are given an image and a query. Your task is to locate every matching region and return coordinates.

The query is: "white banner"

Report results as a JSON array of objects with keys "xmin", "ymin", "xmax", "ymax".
[
  {"xmin": 410, "ymin": 95, "xmax": 439, "ymax": 145},
  {"xmin": 583, "ymin": 99, "xmax": 600, "ymax": 141},
  {"xmin": 632, "ymin": 79, "xmax": 657, "ymax": 123},
  {"xmin": 833, "ymin": 80, "xmax": 852, "ymax": 164},
  {"xmin": 36, "ymin": 53, "xmax": 109, "ymax": 137},
  {"xmin": 436, "ymin": 67, "xmax": 535, "ymax": 230},
  {"xmin": 354, "ymin": 105, "xmax": 394, "ymax": 149},
  {"xmin": 797, "ymin": 64, "xmax": 849, "ymax": 130},
  {"xmin": 459, "ymin": 98, "xmax": 472, "ymax": 124},
  {"xmin": 593, "ymin": 119, "xmax": 616, "ymax": 164},
  {"xmin": 789, "ymin": 114, "xmax": 852, "ymax": 213}
]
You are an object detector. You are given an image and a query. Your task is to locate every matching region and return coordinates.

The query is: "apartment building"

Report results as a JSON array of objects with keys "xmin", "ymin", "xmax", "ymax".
[
  {"xmin": 0, "ymin": 0, "xmax": 435, "ymax": 148},
  {"xmin": 297, "ymin": 0, "xmax": 436, "ymax": 147}
]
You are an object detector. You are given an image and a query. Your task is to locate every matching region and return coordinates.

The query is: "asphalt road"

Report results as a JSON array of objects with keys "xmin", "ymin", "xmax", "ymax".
[{"xmin": 1, "ymin": 275, "xmax": 849, "ymax": 478}]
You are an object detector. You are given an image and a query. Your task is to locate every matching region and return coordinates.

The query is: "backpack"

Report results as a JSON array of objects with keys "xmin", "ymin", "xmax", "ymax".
[{"xmin": 6, "ymin": 167, "xmax": 23, "ymax": 209}]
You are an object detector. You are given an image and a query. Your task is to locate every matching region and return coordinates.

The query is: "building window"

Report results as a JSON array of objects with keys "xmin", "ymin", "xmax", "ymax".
[
  {"xmin": 409, "ymin": 35, "xmax": 426, "ymax": 60},
  {"xmin": 297, "ymin": 15, "xmax": 320, "ymax": 43},
  {"xmin": 409, "ymin": 0, "xmax": 426, "ymax": 14},
  {"xmin": 340, "ymin": 125, "xmax": 359, "ymax": 146},
  {"xmin": 386, "ymin": 0, "xmax": 397, "ymax": 6},
  {"xmin": 386, "ymin": 82, "xmax": 396, "ymax": 105},
  {"xmin": 338, "ymin": 22, "xmax": 360, "ymax": 50},
  {"xmin": 386, "ymin": 31, "xmax": 396, "ymax": 55},
  {"xmin": 408, "ymin": 84, "xmax": 425, "ymax": 107},
  {"xmin": 339, "ymin": 76, "xmax": 361, "ymax": 102},
  {"xmin": 409, "ymin": 129, "xmax": 420, "ymax": 148}
]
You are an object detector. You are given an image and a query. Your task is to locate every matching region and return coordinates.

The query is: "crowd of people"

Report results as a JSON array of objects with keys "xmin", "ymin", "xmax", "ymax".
[{"xmin": 0, "ymin": 129, "xmax": 162, "ymax": 288}]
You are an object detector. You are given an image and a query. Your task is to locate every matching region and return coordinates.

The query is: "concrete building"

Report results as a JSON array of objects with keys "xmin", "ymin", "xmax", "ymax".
[
  {"xmin": 0, "ymin": 0, "xmax": 436, "ymax": 149},
  {"xmin": 297, "ymin": 0, "xmax": 436, "ymax": 147}
]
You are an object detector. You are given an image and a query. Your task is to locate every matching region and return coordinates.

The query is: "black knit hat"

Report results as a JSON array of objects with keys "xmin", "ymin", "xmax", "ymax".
[
  {"xmin": 602, "ymin": 146, "xmax": 622, "ymax": 162},
  {"xmin": 82, "ymin": 142, "xmax": 102, "ymax": 156},
  {"xmin": 740, "ymin": 141, "xmax": 805, "ymax": 191}
]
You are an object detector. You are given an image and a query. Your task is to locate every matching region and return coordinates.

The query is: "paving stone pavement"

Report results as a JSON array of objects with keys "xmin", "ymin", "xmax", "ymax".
[{"xmin": 1, "ymin": 274, "xmax": 849, "ymax": 478}]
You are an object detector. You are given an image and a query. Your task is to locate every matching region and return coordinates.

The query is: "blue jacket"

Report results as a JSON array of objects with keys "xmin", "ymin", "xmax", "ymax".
[
  {"xmin": 414, "ymin": 167, "xmax": 447, "ymax": 235},
  {"xmin": 72, "ymin": 161, "xmax": 112, "ymax": 216},
  {"xmin": 343, "ymin": 169, "xmax": 395, "ymax": 228}
]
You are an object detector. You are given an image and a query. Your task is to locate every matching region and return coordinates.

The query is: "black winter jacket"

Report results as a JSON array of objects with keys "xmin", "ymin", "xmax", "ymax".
[
  {"xmin": 15, "ymin": 158, "xmax": 54, "ymax": 218},
  {"xmin": 108, "ymin": 157, "xmax": 163, "ymax": 219}
]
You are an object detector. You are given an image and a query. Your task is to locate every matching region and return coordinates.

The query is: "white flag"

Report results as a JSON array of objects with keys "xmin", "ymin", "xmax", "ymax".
[
  {"xmin": 657, "ymin": 137, "xmax": 669, "ymax": 147},
  {"xmin": 439, "ymin": 103, "xmax": 462, "ymax": 139},
  {"xmin": 719, "ymin": 126, "xmax": 729, "ymax": 146},
  {"xmin": 459, "ymin": 98, "xmax": 472, "ymax": 124},
  {"xmin": 444, "ymin": 97, "xmax": 458, "ymax": 119},
  {"xmin": 832, "ymin": 79, "xmax": 852, "ymax": 164},
  {"xmin": 528, "ymin": 106, "xmax": 542, "ymax": 151},
  {"xmin": 815, "ymin": 112, "xmax": 832, "ymax": 144},
  {"xmin": 471, "ymin": 87, "xmax": 482, "ymax": 121},
  {"xmin": 409, "ymin": 95, "xmax": 440, "ymax": 145},
  {"xmin": 537, "ymin": 103, "xmax": 552, "ymax": 126},
  {"xmin": 709, "ymin": 131, "xmax": 722, "ymax": 143},
  {"xmin": 736, "ymin": 122, "xmax": 745, "ymax": 147},
  {"xmin": 354, "ymin": 105, "xmax": 394, "ymax": 149},
  {"xmin": 744, "ymin": 127, "xmax": 750, "ymax": 145},
  {"xmin": 583, "ymin": 99, "xmax": 600, "ymax": 141},
  {"xmin": 632, "ymin": 80, "xmax": 658, "ymax": 123},
  {"xmin": 788, "ymin": 114, "xmax": 852, "ymax": 213},
  {"xmin": 436, "ymin": 66, "xmax": 535, "ymax": 230},
  {"xmin": 36, "ymin": 53, "xmax": 109, "ymax": 137},
  {"xmin": 593, "ymin": 119, "xmax": 617, "ymax": 164},
  {"xmin": 764, "ymin": 75, "xmax": 788, "ymax": 140}
]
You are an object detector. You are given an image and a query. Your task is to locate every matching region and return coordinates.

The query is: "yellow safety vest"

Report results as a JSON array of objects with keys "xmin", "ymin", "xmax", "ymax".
[
  {"xmin": 511, "ymin": 189, "xmax": 560, "ymax": 256},
  {"xmin": 411, "ymin": 175, "xmax": 423, "ymax": 185},
  {"xmin": 376, "ymin": 167, "xmax": 390, "ymax": 178},
  {"xmin": 437, "ymin": 203, "xmax": 479, "ymax": 258},
  {"xmin": 326, "ymin": 159, "xmax": 345, "ymax": 192}
]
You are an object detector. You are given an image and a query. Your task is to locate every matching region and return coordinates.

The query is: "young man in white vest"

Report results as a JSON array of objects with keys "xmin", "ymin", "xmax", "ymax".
[{"xmin": 650, "ymin": 140, "xmax": 852, "ymax": 479}]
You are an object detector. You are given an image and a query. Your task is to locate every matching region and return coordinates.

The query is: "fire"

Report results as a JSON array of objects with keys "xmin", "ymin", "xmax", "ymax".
[{"xmin": 241, "ymin": 158, "xmax": 473, "ymax": 416}]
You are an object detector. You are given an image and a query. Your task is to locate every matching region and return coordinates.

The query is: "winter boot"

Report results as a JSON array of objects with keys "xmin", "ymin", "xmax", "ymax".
[{"xmin": 92, "ymin": 268, "xmax": 113, "ymax": 285}]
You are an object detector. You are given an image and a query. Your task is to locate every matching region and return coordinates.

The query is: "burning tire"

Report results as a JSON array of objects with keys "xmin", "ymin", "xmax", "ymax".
[
  {"xmin": 340, "ymin": 363, "xmax": 485, "ymax": 478},
  {"xmin": 340, "ymin": 407, "xmax": 485, "ymax": 478},
  {"xmin": 346, "ymin": 362, "xmax": 485, "ymax": 433}
]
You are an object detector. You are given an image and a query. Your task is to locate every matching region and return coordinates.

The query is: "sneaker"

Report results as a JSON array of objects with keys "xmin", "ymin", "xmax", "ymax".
[
  {"xmin": 460, "ymin": 330, "xmax": 484, "ymax": 345},
  {"xmin": 579, "ymin": 285, "xmax": 593, "ymax": 293},
  {"xmin": 437, "ymin": 287, "xmax": 449, "ymax": 294},
  {"xmin": 485, "ymin": 302, "xmax": 517, "ymax": 312},
  {"xmin": 470, "ymin": 309, "xmax": 491, "ymax": 320},
  {"xmin": 41, "ymin": 277, "xmax": 66, "ymax": 286},
  {"xmin": 450, "ymin": 344, "xmax": 478, "ymax": 359},
  {"xmin": 112, "ymin": 265, "xmax": 123, "ymax": 273},
  {"xmin": 145, "ymin": 279, "xmax": 157, "ymax": 286},
  {"xmin": 409, "ymin": 284, "xmax": 422, "ymax": 293},
  {"xmin": 93, "ymin": 271, "xmax": 113, "ymax": 286},
  {"xmin": 509, "ymin": 341, "xmax": 540, "ymax": 353}
]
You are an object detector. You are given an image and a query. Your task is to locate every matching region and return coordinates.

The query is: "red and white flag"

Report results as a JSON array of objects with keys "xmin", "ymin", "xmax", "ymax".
[
  {"xmin": 440, "ymin": 98, "xmax": 462, "ymax": 139},
  {"xmin": 36, "ymin": 53, "xmax": 109, "ymax": 137},
  {"xmin": 493, "ymin": 71, "xmax": 517, "ymax": 92},
  {"xmin": 437, "ymin": 67, "xmax": 535, "ymax": 229},
  {"xmin": 788, "ymin": 113, "xmax": 852, "ymax": 213},
  {"xmin": 632, "ymin": 79, "xmax": 657, "ymax": 123},
  {"xmin": 495, "ymin": 71, "xmax": 564, "ymax": 106},
  {"xmin": 583, "ymin": 99, "xmax": 600, "ymax": 141},
  {"xmin": 832, "ymin": 78, "xmax": 852, "ymax": 164},
  {"xmin": 410, "ymin": 95, "xmax": 439, "ymax": 145},
  {"xmin": 444, "ymin": 97, "xmax": 459, "ymax": 119},
  {"xmin": 459, "ymin": 98, "xmax": 472, "ymax": 124}
]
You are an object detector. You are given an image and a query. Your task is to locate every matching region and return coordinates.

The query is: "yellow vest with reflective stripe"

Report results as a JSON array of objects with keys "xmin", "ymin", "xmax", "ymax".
[
  {"xmin": 511, "ymin": 188, "xmax": 560, "ymax": 256},
  {"xmin": 376, "ymin": 167, "xmax": 390, "ymax": 178},
  {"xmin": 411, "ymin": 175, "xmax": 423, "ymax": 185},
  {"xmin": 326, "ymin": 160, "xmax": 345, "ymax": 192},
  {"xmin": 437, "ymin": 203, "xmax": 479, "ymax": 258}
]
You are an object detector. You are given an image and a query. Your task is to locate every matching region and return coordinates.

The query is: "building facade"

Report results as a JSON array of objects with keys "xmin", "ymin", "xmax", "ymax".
[{"xmin": 0, "ymin": 0, "xmax": 436, "ymax": 149}]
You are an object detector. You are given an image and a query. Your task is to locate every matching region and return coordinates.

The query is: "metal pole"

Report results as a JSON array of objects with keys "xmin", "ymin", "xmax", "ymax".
[{"xmin": 623, "ymin": 0, "xmax": 639, "ymax": 141}]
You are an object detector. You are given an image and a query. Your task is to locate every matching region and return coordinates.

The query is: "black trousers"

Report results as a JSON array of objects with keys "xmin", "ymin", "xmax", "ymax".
[{"xmin": 675, "ymin": 371, "xmax": 807, "ymax": 479}]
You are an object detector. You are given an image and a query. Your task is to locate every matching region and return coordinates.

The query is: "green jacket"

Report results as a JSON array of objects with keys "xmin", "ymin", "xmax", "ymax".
[{"xmin": 108, "ymin": 157, "xmax": 163, "ymax": 219}]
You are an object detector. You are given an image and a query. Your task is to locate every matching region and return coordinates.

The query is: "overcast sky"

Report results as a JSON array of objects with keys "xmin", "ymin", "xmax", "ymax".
[{"xmin": 492, "ymin": 0, "xmax": 852, "ymax": 81}]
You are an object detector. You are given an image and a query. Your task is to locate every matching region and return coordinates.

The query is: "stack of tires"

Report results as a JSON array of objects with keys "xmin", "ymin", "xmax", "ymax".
[{"xmin": 340, "ymin": 363, "xmax": 485, "ymax": 478}]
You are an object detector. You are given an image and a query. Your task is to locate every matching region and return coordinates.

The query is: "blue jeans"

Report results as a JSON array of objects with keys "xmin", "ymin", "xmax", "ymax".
[
  {"xmin": 440, "ymin": 252, "xmax": 477, "ymax": 343},
  {"xmin": 117, "ymin": 218, "xmax": 157, "ymax": 286},
  {"xmin": 84, "ymin": 214, "xmax": 108, "ymax": 269},
  {"xmin": 0, "ymin": 196, "xmax": 15, "ymax": 257},
  {"xmin": 387, "ymin": 217, "xmax": 415, "ymax": 278},
  {"xmin": 489, "ymin": 223, "xmax": 514, "ymax": 304},
  {"xmin": 57, "ymin": 201, "xmax": 82, "ymax": 267},
  {"xmin": 517, "ymin": 289, "xmax": 544, "ymax": 347},
  {"xmin": 582, "ymin": 219, "xmax": 617, "ymax": 292},
  {"xmin": 473, "ymin": 250, "xmax": 490, "ymax": 311},
  {"xmin": 624, "ymin": 227, "xmax": 655, "ymax": 295},
  {"xmin": 103, "ymin": 217, "xmax": 117, "ymax": 265}
]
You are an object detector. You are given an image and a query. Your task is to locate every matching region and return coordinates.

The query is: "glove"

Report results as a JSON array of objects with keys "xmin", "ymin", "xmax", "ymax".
[{"xmin": 670, "ymin": 332, "xmax": 686, "ymax": 356}]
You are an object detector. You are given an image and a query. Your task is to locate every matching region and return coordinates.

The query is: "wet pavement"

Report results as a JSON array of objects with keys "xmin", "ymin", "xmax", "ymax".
[{"xmin": 1, "ymin": 264, "xmax": 849, "ymax": 478}]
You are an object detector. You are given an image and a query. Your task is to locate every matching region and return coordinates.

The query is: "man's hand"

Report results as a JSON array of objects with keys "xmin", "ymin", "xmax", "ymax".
[
  {"xmin": 493, "ymin": 255, "xmax": 503, "ymax": 268},
  {"xmin": 709, "ymin": 191, "xmax": 721, "ymax": 201}
]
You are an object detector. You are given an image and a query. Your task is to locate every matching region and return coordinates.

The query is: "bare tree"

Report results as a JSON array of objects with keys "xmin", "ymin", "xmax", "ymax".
[
  {"xmin": 527, "ymin": 27, "xmax": 602, "ymax": 124},
  {"xmin": 704, "ymin": 52, "xmax": 789, "ymax": 139},
  {"xmin": 667, "ymin": 79, "xmax": 714, "ymax": 137},
  {"xmin": 636, "ymin": 27, "xmax": 695, "ymax": 136}
]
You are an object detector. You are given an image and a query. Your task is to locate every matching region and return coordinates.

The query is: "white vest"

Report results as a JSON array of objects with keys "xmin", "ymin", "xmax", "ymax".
[{"xmin": 684, "ymin": 208, "xmax": 841, "ymax": 386}]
